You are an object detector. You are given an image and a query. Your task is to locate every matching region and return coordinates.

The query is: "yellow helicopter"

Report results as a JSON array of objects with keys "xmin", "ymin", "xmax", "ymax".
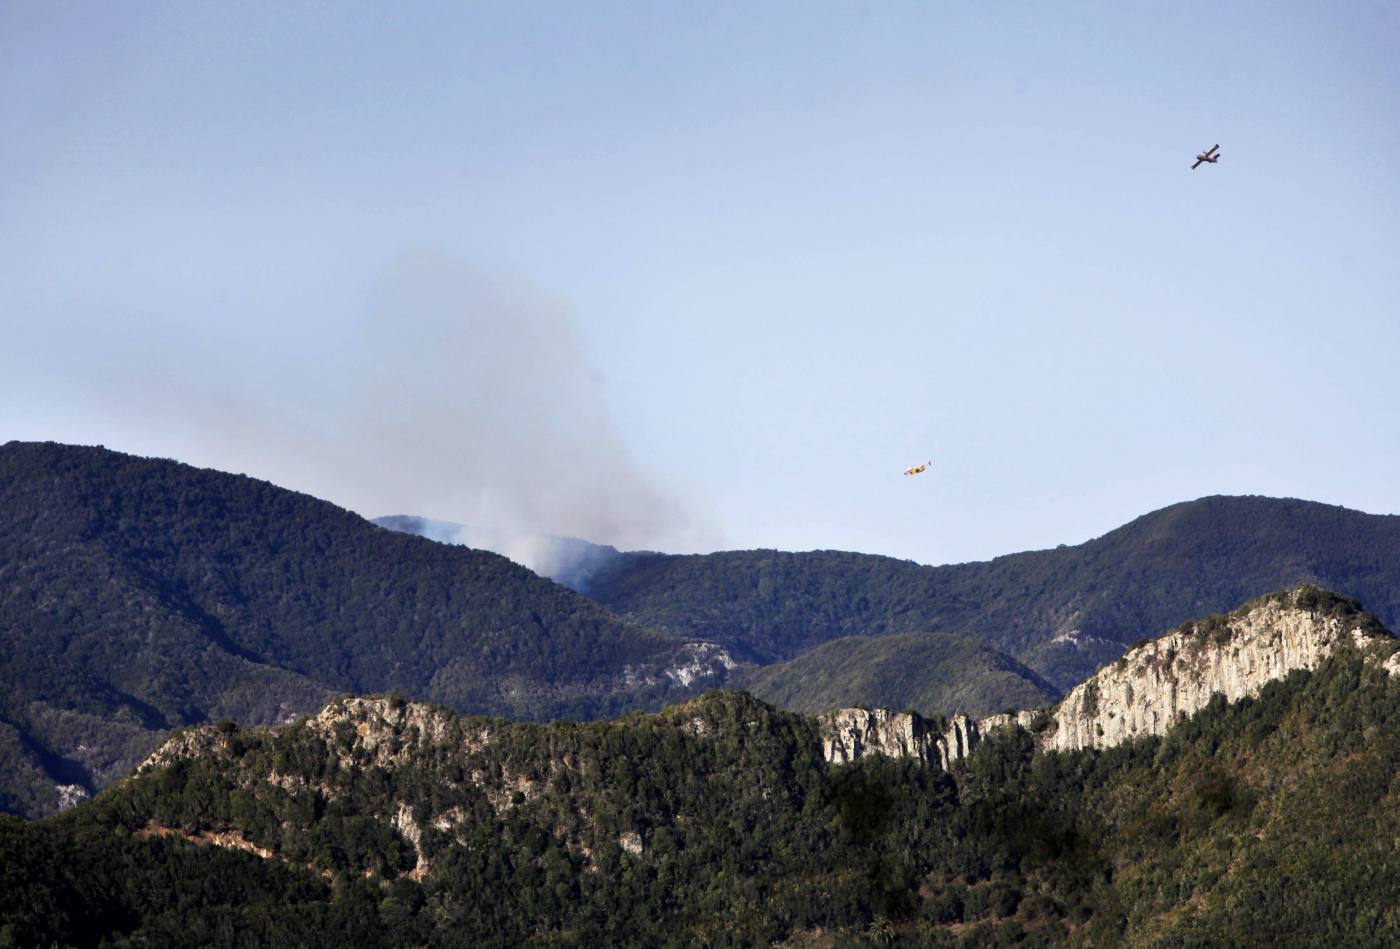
[{"xmin": 903, "ymin": 459, "xmax": 933, "ymax": 477}]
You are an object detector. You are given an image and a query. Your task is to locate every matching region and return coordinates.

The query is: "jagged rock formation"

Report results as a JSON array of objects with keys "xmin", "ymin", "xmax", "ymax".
[
  {"xmin": 303, "ymin": 695, "xmax": 474, "ymax": 766},
  {"xmin": 138, "ymin": 726, "xmax": 234, "ymax": 776},
  {"xmin": 936, "ymin": 715, "xmax": 979, "ymax": 769},
  {"xmin": 658, "ymin": 643, "xmax": 738, "ymax": 688},
  {"xmin": 818, "ymin": 708, "xmax": 943, "ymax": 766},
  {"xmin": 817, "ymin": 707, "xmax": 1005, "ymax": 770},
  {"xmin": 815, "ymin": 588, "xmax": 1398, "ymax": 767}
]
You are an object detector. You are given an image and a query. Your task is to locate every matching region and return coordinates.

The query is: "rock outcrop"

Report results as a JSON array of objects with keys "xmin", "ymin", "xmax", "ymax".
[
  {"xmin": 936, "ymin": 715, "xmax": 978, "ymax": 769},
  {"xmin": 662, "ymin": 642, "xmax": 739, "ymax": 688},
  {"xmin": 138, "ymin": 726, "xmax": 231, "ymax": 775},
  {"xmin": 819, "ymin": 708, "xmax": 943, "ymax": 766},
  {"xmin": 816, "ymin": 588, "xmax": 1397, "ymax": 767},
  {"xmin": 303, "ymin": 695, "xmax": 471, "ymax": 767},
  {"xmin": 817, "ymin": 707, "xmax": 999, "ymax": 769},
  {"xmin": 1043, "ymin": 590, "xmax": 1392, "ymax": 752}
]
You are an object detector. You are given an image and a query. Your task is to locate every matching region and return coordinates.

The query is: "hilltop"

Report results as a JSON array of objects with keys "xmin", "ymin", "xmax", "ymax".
[{"xmin": 737, "ymin": 632, "xmax": 1061, "ymax": 719}]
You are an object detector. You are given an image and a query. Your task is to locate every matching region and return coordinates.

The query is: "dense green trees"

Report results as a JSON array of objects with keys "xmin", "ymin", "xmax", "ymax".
[
  {"xmin": 0, "ymin": 442, "xmax": 730, "ymax": 817},
  {"xmin": 738, "ymin": 632, "xmax": 1061, "ymax": 718},
  {"xmin": 586, "ymin": 495, "xmax": 1400, "ymax": 689},
  {"xmin": 7, "ymin": 646, "xmax": 1400, "ymax": 946}
]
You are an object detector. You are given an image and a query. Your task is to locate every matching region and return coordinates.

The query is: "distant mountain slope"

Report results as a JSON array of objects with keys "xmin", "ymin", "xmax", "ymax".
[
  {"xmin": 738, "ymin": 632, "xmax": 1061, "ymax": 718},
  {"xmin": 378, "ymin": 516, "xmax": 1074, "ymax": 720},
  {"xmin": 584, "ymin": 496, "xmax": 1400, "ymax": 689},
  {"xmin": 371, "ymin": 515, "xmax": 627, "ymax": 593},
  {"xmin": 0, "ymin": 442, "xmax": 733, "ymax": 817}
]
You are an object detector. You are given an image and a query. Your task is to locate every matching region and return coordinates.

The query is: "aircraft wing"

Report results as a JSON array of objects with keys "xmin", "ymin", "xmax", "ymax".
[
  {"xmin": 1205, "ymin": 144, "xmax": 1219, "ymax": 156},
  {"xmin": 1192, "ymin": 159, "xmax": 1204, "ymax": 169}
]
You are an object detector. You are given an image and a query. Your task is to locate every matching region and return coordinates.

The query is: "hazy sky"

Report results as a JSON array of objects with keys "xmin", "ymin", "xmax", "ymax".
[{"xmin": 4, "ymin": 2, "xmax": 1398, "ymax": 564}]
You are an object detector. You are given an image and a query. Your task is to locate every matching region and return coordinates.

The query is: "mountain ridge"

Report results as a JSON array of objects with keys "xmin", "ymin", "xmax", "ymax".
[{"xmin": 582, "ymin": 494, "xmax": 1400, "ymax": 687}]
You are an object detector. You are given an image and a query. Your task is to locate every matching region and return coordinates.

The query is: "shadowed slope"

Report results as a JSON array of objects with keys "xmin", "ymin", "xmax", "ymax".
[{"xmin": 0, "ymin": 441, "xmax": 730, "ymax": 816}]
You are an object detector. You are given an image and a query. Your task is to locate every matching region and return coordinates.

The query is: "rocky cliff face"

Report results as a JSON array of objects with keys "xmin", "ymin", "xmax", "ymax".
[
  {"xmin": 816, "ymin": 707, "xmax": 1027, "ymax": 770},
  {"xmin": 1043, "ymin": 591, "xmax": 1392, "ymax": 752},
  {"xmin": 819, "ymin": 708, "xmax": 943, "ymax": 766},
  {"xmin": 815, "ymin": 588, "xmax": 1397, "ymax": 767}
]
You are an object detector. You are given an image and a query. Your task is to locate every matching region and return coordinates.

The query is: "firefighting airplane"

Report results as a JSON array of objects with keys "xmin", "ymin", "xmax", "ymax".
[
  {"xmin": 1192, "ymin": 144, "xmax": 1220, "ymax": 169},
  {"xmin": 903, "ymin": 460, "xmax": 933, "ymax": 477}
]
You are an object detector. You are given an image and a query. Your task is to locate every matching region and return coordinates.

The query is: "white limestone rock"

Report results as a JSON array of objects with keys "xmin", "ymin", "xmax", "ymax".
[
  {"xmin": 818, "ymin": 707, "xmax": 941, "ymax": 766},
  {"xmin": 1045, "ymin": 592, "xmax": 1392, "ymax": 753},
  {"xmin": 815, "ymin": 589, "xmax": 1395, "ymax": 771}
]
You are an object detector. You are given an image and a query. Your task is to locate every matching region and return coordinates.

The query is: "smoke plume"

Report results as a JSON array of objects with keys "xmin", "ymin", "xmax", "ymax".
[
  {"xmin": 346, "ymin": 249, "xmax": 710, "ymax": 554},
  {"xmin": 20, "ymin": 248, "xmax": 715, "ymax": 564}
]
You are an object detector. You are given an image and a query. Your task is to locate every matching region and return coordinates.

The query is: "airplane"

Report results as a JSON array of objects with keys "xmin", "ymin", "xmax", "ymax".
[
  {"xmin": 1192, "ymin": 144, "xmax": 1220, "ymax": 169},
  {"xmin": 903, "ymin": 460, "xmax": 932, "ymax": 477}
]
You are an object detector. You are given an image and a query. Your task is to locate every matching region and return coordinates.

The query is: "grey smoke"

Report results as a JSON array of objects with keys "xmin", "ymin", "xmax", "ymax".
[
  {"xmin": 21, "ymin": 247, "xmax": 717, "ymax": 562},
  {"xmin": 347, "ymin": 249, "xmax": 714, "ymax": 556},
  {"xmin": 373, "ymin": 515, "xmax": 630, "ymax": 593}
]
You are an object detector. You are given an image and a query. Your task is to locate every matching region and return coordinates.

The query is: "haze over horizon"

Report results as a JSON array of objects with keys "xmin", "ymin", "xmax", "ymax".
[{"xmin": 4, "ymin": 2, "xmax": 1398, "ymax": 564}]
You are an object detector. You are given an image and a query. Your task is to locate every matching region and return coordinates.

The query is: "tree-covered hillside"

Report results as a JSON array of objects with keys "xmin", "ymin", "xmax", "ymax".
[
  {"xmin": 738, "ymin": 632, "xmax": 1061, "ymax": 718},
  {"xmin": 584, "ymin": 495, "xmax": 1400, "ymax": 689},
  {"xmin": 0, "ymin": 442, "xmax": 729, "ymax": 817},
  {"xmin": 6, "ymin": 621, "xmax": 1400, "ymax": 946}
]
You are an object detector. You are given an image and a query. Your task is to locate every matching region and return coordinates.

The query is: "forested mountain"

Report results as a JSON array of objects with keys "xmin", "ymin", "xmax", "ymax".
[
  {"xmin": 584, "ymin": 495, "xmax": 1400, "ymax": 689},
  {"xmin": 737, "ymin": 632, "xmax": 1061, "ymax": 719},
  {"xmin": 11, "ymin": 439, "xmax": 1400, "ymax": 833},
  {"xmin": 0, "ymin": 442, "xmax": 733, "ymax": 818},
  {"xmin": 6, "ymin": 591, "xmax": 1400, "ymax": 946}
]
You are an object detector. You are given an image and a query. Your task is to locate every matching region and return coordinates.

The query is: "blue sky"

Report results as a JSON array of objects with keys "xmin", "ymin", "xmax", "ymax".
[{"xmin": 3, "ymin": 2, "xmax": 1398, "ymax": 564}]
